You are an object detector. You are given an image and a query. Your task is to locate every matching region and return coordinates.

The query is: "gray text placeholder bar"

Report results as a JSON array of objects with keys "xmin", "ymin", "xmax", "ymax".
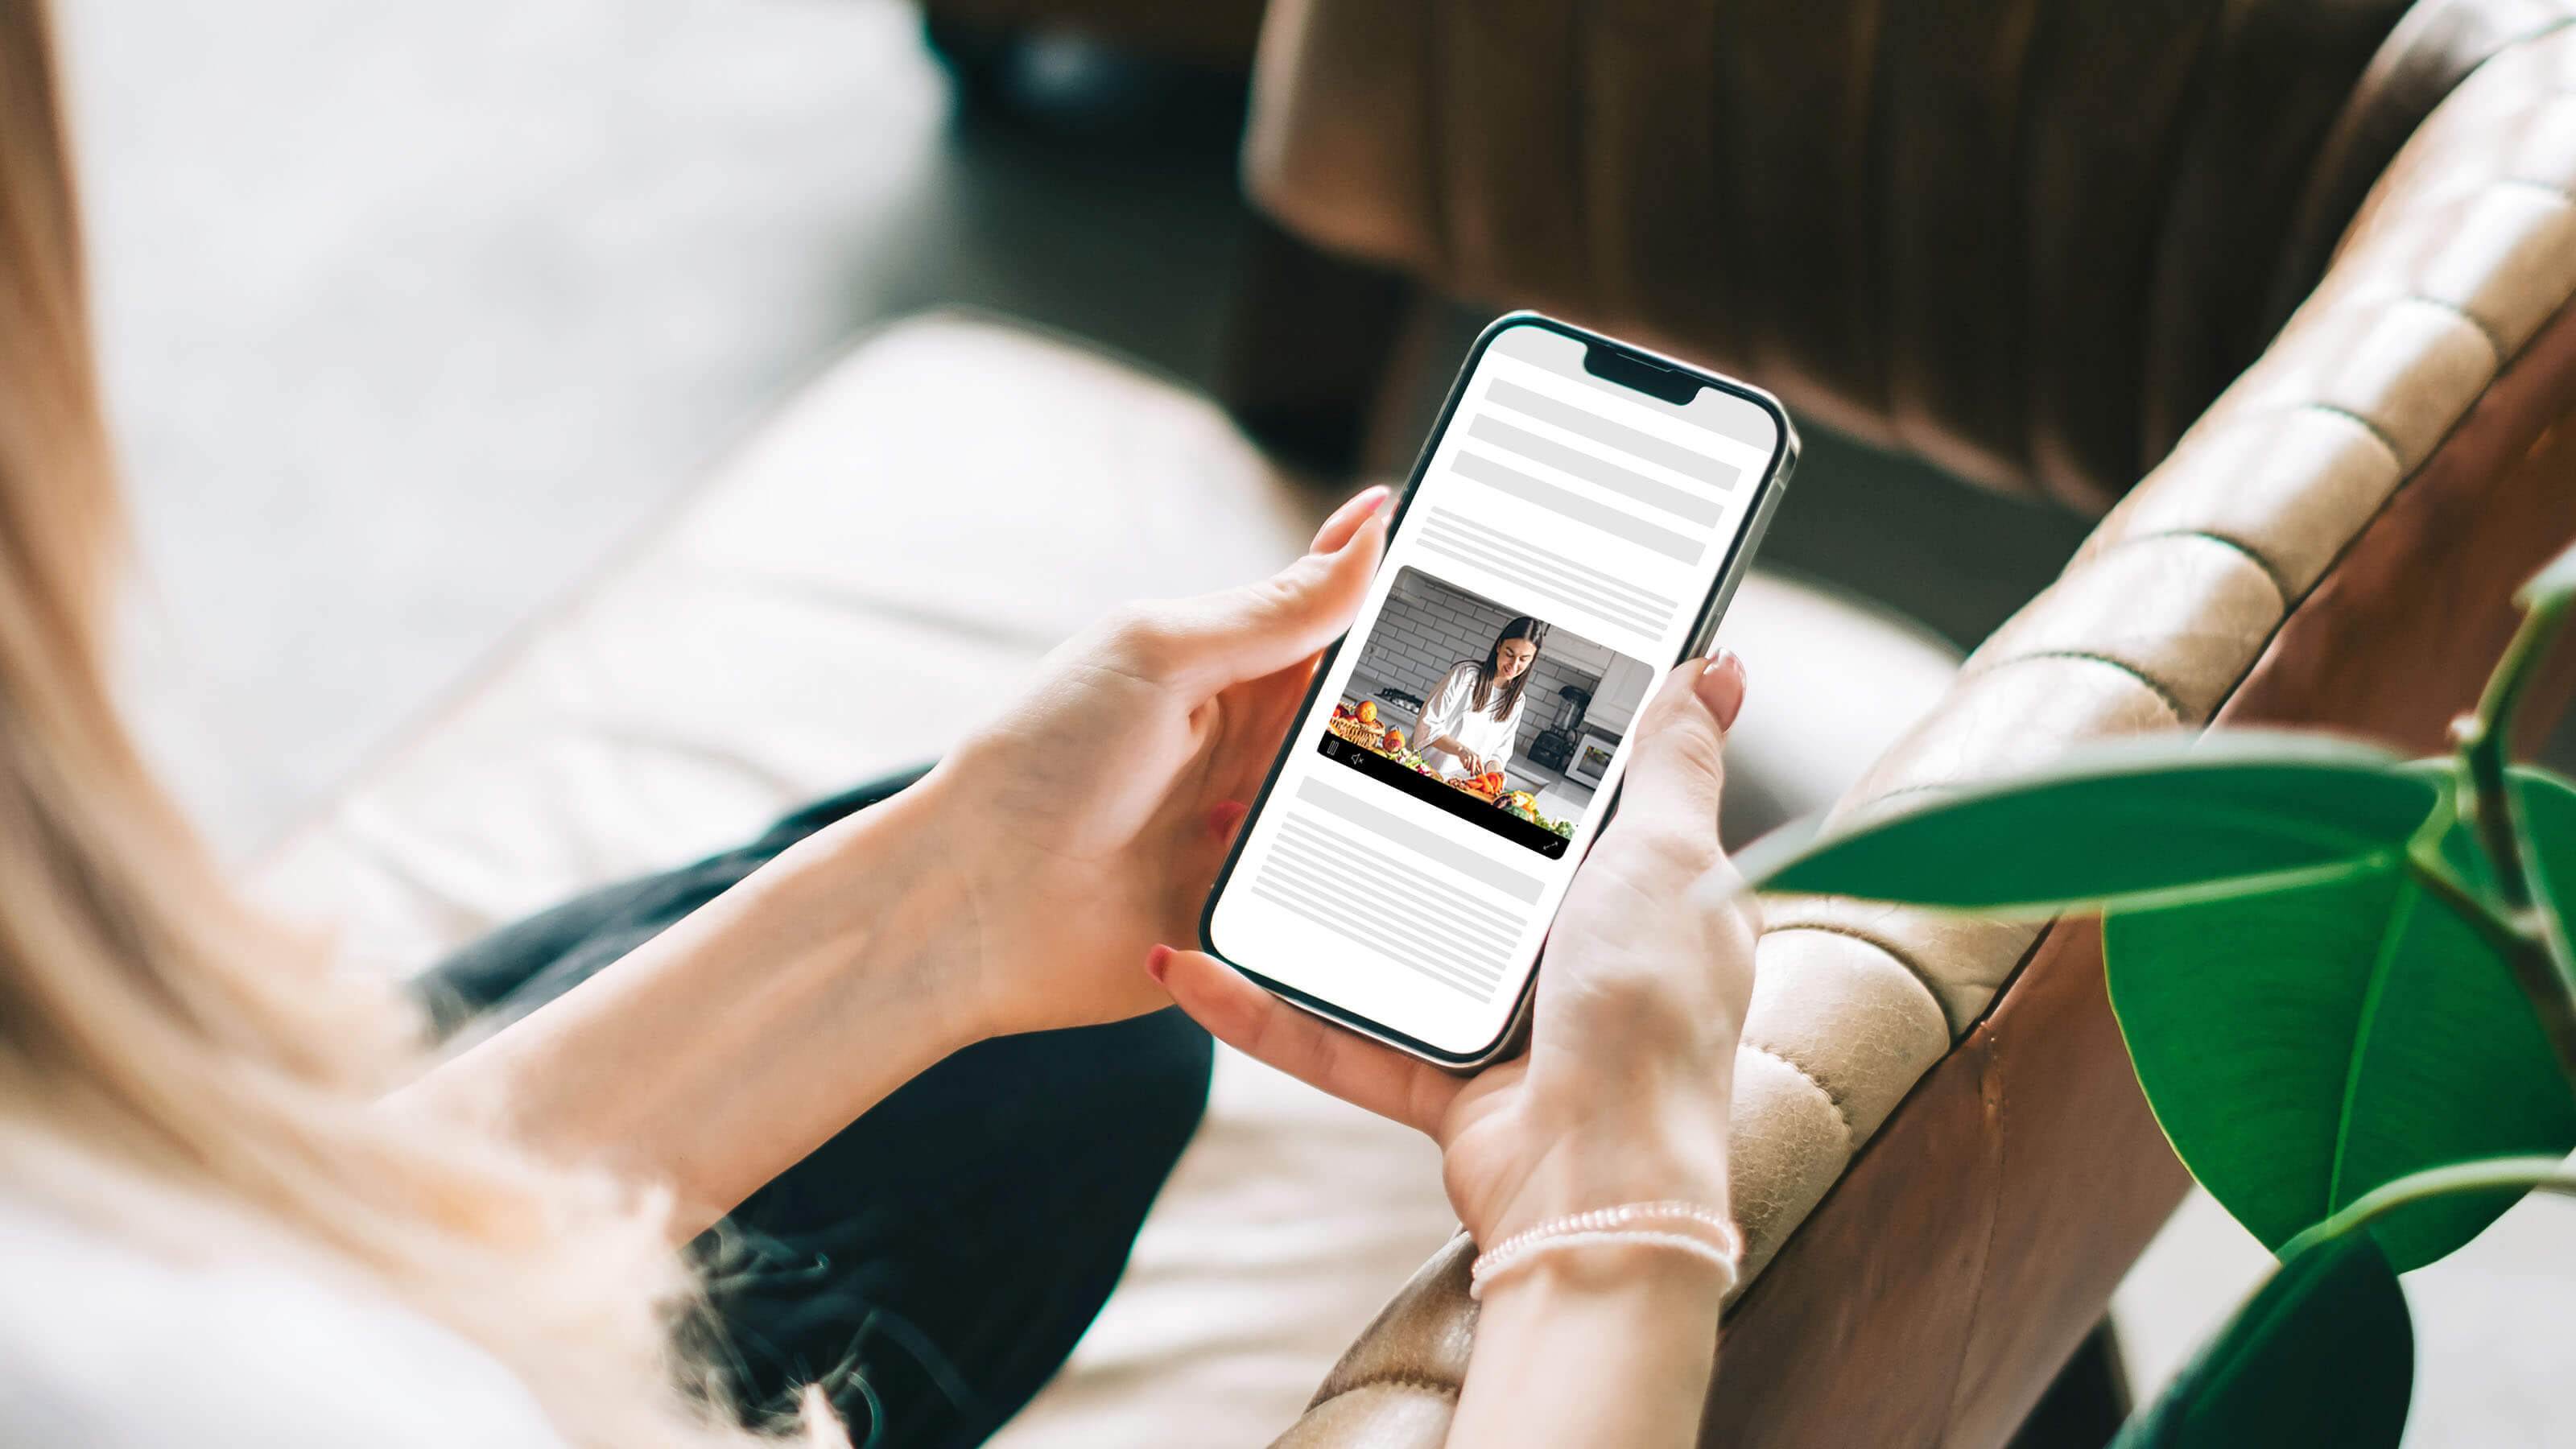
[
  {"xmin": 1418, "ymin": 515, "xmax": 1670, "ymax": 636},
  {"xmin": 1294, "ymin": 777, "xmax": 1546, "ymax": 902},
  {"xmin": 1486, "ymin": 378, "xmax": 1741, "ymax": 491},
  {"xmin": 1421, "ymin": 508, "xmax": 1675, "ymax": 616},
  {"xmin": 1449, "ymin": 450, "xmax": 1704, "ymax": 565},
  {"xmin": 1467, "ymin": 415, "xmax": 1725, "ymax": 526}
]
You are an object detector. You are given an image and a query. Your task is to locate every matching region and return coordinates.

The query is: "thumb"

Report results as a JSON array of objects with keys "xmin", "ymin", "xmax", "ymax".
[
  {"xmin": 1611, "ymin": 650, "xmax": 1745, "ymax": 844},
  {"xmin": 1139, "ymin": 502, "xmax": 1389, "ymax": 690}
]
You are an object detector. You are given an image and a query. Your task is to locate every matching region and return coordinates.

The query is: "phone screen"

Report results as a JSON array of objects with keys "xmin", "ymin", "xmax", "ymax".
[{"xmin": 1202, "ymin": 316, "xmax": 1790, "ymax": 1061}]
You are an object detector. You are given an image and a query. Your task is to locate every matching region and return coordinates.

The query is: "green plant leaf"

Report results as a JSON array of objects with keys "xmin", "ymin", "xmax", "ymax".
[
  {"xmin": 2513, "ymin": 762, "xmax": 2576, "ymax": 944},
  {"xmin": 1745, "ymin": 733, "xmax": 2438, "ymax": 913},
  {"xmin": 2110, "ymin": 1232, "xmax": 2410, "ymax": 1449},
  {"xmin": 2105, "ymin": 777, "xmax": 2576, "ymax": 1271}
]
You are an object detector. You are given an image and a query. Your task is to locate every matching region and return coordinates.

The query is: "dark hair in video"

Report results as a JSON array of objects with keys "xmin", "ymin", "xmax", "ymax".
[{"xmin": 1470, "ymin": 616, "xmax": 1547, "ymax": 720}]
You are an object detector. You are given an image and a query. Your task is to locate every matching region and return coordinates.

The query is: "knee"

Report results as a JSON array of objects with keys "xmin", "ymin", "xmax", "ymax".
[{"xmin": 1029, "ymin": 1008, "xmax": 1212, "ymax": 1166}]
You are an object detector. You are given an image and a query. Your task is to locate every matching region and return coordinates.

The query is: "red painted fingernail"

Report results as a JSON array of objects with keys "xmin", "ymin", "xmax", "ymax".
[
  {"xmin": 1146, "ymin": 944, "xmax": 1174, "ymax": 983},
  {"xmin": 1208, "ymin": 799, "xmax": 1249, "ymax": 840}
]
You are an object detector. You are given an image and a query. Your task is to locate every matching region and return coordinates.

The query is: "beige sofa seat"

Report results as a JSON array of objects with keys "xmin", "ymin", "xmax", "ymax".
[{"xmin": 252, "ymin": 310, "xmax": 1960, "ymax": 1446}]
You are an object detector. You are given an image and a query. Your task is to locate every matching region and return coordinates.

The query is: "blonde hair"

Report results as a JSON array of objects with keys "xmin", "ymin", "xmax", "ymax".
[{"xmin": 0, "ymin": 3, "xmax": 831, "ymax": 1442}]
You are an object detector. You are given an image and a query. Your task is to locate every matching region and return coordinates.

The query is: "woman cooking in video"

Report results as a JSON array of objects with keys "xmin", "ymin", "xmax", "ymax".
[{"xmin": 1414, "ymin": 616, "xmax": 1546, "ymax": 781}]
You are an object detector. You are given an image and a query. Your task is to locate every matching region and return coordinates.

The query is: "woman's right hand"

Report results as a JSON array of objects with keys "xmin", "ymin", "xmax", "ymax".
[{"xmin": 1152, "ymin": 652, "xmax": 1756, "ymax": 1251}]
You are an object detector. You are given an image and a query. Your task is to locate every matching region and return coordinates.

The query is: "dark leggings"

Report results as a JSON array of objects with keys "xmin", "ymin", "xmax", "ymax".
[{"xmin": 417, "ymin": 768, "xmax": 1213, "ymax": 1449}]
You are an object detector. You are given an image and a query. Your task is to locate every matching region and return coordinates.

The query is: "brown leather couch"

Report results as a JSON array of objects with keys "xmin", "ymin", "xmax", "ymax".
[{"xmin": 1241, "ymin": 1, "xmax": 2576, "ymax": 1445}]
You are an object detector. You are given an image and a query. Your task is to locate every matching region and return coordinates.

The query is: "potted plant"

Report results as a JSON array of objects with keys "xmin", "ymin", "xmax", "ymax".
[{"xmin": 1744, "ymin": 547, "xmax": 2576, "ymax": 1446}]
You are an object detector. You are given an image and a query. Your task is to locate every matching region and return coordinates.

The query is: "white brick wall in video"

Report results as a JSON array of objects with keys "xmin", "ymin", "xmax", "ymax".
[{"xmin": 1341, "ymin": 568, "xmax": 1620, "ymax": 757}]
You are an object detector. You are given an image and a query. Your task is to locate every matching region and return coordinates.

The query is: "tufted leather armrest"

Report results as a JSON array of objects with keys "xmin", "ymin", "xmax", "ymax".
[{"xmin": 1257, "ymin": 9, "xmax": 2576, "ymax": 1447}]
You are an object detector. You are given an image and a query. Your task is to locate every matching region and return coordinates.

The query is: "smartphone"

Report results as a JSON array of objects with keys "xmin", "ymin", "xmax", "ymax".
[{"xmin": 1198, "ymin": 312, "xmax": 1798, "ymax": 1067}]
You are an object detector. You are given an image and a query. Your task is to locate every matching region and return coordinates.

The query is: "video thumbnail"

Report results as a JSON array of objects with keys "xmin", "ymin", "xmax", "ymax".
[{"xmin": 1316, "ymin": 567, "xmax": 1657, "ymax": 860}]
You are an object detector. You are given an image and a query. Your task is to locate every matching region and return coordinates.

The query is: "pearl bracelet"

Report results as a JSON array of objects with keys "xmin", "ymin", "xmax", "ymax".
[{"xmin": 1468, "ymin": 1201, "xmax": 1743, "ymax": 1301}]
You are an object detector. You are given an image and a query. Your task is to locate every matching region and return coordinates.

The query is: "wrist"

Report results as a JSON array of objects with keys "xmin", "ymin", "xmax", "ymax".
[
  {"xmin": 419, "ymin": 768, "xmax": 993, "ymax": 1237},
  {"xmin": 1474, "ymin": 1232, "xmax": 1736, "ymax": 1318},
  {"xmin": 791, "ymin": 772, "xmax": 990, "ymax": 1051},
  {"xmin": 1471, "ymin": 1201, "xmax": 1741, "ymax": 1306},
  {"xmin": 1488, "ymin": 1150, "xmax": 1732, "ymax": 1248},
  {"xmin": 1480, "ymin": 1076, "xmax": 1735, "ymax": 1245}
]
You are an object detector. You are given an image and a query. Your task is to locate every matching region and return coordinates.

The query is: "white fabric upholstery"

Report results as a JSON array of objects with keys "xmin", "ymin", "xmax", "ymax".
[
  {"xmin": 250, "ymin": 312, "xmax": 1960, "ymax": 1446},
  {"xmin": 252, "ymin": 312, "xmax": 1319, "ymax": 973}
]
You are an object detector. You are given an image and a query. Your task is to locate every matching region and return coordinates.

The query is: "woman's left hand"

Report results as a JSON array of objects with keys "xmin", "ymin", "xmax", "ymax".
[{"xmin": 913, "ymin": 485, "xmax": 1390, "ymax": 1039}]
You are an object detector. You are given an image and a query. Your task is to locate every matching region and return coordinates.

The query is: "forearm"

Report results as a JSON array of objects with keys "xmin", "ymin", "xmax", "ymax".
[
  {"xmin": 1448, "ymin": 1252, "xmax": 1728, "ymax": 1448},
  {"xmin": 394, "ymin": 782, "xmax": 980, "ymax": 1240},
  {"xmin": 1446, "ymin": 1064, "xmax": 1738, "ymax": 1447}
]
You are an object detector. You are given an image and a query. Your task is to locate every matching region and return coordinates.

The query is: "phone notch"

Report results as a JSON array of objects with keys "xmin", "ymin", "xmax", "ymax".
[{"xmin": 1582, "ymin": 343, "xmax": 1703, "ymax": 407}]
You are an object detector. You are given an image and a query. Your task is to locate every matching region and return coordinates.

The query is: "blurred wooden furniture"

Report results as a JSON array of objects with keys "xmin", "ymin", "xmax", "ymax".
[
  {"xmin": 1236, "ymin": 2, "xmax": 2576, "ymax": 1445},
  {"xmin": 920, "ymin": 0, "xmax": 1269, "ymax": 75}
]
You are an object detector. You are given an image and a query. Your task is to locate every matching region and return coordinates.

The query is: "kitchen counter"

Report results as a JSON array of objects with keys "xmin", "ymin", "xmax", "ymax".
[
  {"xmin": 1340, "ymin": 671, "xmax": 1424, "ymax": 716},
  {"xmin": 1343, "ymin": 671, "xmax": 1606, "ymax": 824},
  {"xmin": 1507, "ymin": 756, "xmax": 1597, "ymax": 824}
]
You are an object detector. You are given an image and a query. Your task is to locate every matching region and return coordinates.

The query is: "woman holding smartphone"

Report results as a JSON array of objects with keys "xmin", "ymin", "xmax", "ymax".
[
  {"xmin": 1414, "ymin": 617, "xmax": 1546, "ymax": 781},
  {"xmin": 0, "ymin": 4, "xmax": 1757, "ymax": 1447}
]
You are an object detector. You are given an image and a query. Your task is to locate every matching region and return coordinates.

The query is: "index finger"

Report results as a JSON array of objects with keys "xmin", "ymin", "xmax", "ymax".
[{"xmin": 1310, "ymin": 485, "xmax": 1393, "ymax": 555}]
